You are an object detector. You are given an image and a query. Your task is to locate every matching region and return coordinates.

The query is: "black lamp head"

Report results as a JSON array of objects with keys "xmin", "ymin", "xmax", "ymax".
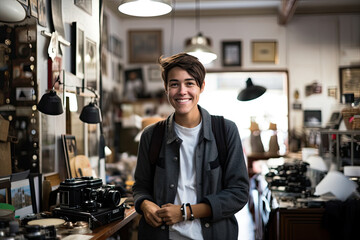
[
  {"xmin": 237, "ymin": 78, "xmax": 266, "ymax": 101},
  {"xmin": 79, "ymin": 100, "xmax": 102, "ymax": 124},
  {"xmin": 37, "ymin": 89, "xmax": 64, "ymax": 115}
]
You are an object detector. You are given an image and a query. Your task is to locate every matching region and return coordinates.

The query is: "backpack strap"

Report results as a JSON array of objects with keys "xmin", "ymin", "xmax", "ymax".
[
  {"xmin": 148, "ymin": 116, "xmax": 228, "ymax": 170},
  {"xmin": 149, "ymin": 120, "xmax": 166, "ymax": 165},
  {"xmin": 211, "ymin": 115, "xmax": 228, "ymax": 169}
]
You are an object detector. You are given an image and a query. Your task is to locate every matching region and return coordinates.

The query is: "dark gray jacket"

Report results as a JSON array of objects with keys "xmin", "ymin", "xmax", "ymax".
[{"xmin": 133, "ymin": 106, "xmax": 249, "ymax": 240}]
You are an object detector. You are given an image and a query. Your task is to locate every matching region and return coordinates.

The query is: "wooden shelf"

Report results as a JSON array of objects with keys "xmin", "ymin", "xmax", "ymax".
[{"xmin": 88, "ymin": 206, "xmax": 138, "ymax": 240}]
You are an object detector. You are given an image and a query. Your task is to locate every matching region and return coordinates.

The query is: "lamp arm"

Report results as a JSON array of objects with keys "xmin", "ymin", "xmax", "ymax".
[
  {"xmin": 83, "ymin": 86, "xmax": 99, "ymax": 99},
  {"xmin": 51, "ymin": 75, "xmax": 62, "ymax": 90},
  {"xmin": 52, "ymin": 79, "xmax": 99, "ymax": 99}
]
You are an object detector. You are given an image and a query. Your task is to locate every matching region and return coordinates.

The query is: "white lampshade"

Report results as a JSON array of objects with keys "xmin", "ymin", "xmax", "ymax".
[
  {"xmin": 185, "ymin": 33, "xmax": 217, "ymax": 65},
  {"xmin": 118, "ymin": 0, "xmax": 172, "ymax": 17},
  {"xmin": 0, "ymin": 0, "xmax": 26, "ymax": 23}
]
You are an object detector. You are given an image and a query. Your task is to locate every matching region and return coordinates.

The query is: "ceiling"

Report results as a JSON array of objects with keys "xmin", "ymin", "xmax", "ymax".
[{"xmin": 105, "ymin": 0, "xmax": 360, "ymax": 24}]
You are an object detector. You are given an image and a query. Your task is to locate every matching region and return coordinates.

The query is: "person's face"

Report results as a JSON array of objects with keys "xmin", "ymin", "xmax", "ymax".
[{"xmin": 166, "ymin": 67, "xmax": 204, "ymax": 118}]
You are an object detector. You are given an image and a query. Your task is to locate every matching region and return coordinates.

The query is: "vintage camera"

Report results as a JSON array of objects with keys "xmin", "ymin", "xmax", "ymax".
[
  {"xmin": 59, "ymin": 176, "xmax": 121, "ymax": 212},
  {"xmin": 265, "ymin": 161, "xmax": 311, "ymax": 193}
]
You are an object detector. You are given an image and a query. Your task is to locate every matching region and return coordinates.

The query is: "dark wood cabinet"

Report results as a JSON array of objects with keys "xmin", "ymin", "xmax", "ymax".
[{"xmin": 267, "ymin": 208, "xmax": 330, "ymax": 240}]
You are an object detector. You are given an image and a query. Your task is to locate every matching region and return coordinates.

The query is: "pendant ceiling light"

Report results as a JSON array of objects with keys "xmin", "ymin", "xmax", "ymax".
[
  {"xmin": 0, "ymin": 0, "xmax": 26, "ymax": 23},
  {"xmin": 237, "ymin": 78, "xmax": 267, "ymax": 101},
  {"xmin": 185, "ymin": 0, "xmax": 217, "ymax": 65},
  {"xmin": 118, "ymin": 0, "xmax": 172, "ymax": 17}
]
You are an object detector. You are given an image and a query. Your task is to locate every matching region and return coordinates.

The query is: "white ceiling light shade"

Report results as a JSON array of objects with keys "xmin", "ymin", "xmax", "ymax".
[
  {"xmin": 185, "ymin": 33, "xmax": 217, "ymax": 65},
  {"xmin": 0, "ymin": 0, "xmax": 26, "ymax": 23},
  {"xmin": 118, "ymin": 0, "xmax": 172, "ymax": 17},
  {"xmin": 184, "ymin": 0, "xmax": 217, "ymax": 65}
]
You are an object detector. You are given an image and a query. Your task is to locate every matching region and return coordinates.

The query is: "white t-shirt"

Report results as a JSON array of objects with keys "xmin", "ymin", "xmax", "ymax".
[{"xmin": 169, "ymin": 121, "xmax": 203, "ymax": 240}]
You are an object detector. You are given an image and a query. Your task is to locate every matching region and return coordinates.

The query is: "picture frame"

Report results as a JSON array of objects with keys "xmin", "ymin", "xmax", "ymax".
[
  {"xmin": 61, "ymin": 134, "xmax": 77, "ymax": 178},
  {"xmin": 110, "ymin": 35, "xmax": 123, "ymax": 58},
  {"xmin": 29, "ymin": 0, "xmax": 38, "ymax": 18},
  {"xmin": 252, "ymin": 41, "xmax": 277, "ymax": 63},
  {"xmin": 10, "ymin": 170, "xmax": 35, "ymax": 219},
  {"xmin": 124, "ymin": 68, "xmax": 145, "ymax": 100},
  {"xmin": 37, "ymin": 0, "xmax": 47, "ymax": 27},
  {"xmin": 0, "ymin": 177, "xmax": 11, "ymax": 204},
  {"xmin": 29, "ymin": 173, "xmax": 42, "ymax": 213},
  {"xmin": 74, "ymin": 0, "xmax": 92, "ymax": 15},
  {"xmin": 85, "ymin": 37, "xmax": 97, "ymax": 90},
  {"xmin": 148, "ymin": 65, "xmax": 162, "ymax": 82},
  {"xmin": 303, "ymin": 110, "xmax": 322, "ymax": 128},
  {"xmin": 72, "ymin": 22, "xmax": 85, "ymax": 79},
  {"xmin": 222, "ymin": 41, "xmax": 242, "ymax": 67},
  {"xmin": 339, "ymin": 66, "xmax": 360, "ymax": 103},
  {"xmin": 128, "ymin": 30, "xmax": 162, "ymax": 64}
]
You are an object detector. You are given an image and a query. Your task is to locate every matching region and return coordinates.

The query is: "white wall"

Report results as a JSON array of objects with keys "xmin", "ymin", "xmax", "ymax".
[
  {"xmin": 104, "ymin": 9, "xmax": 360, "ymax": 131},
  {"xmin": 36, "ymin": 0, "xmax": 100, "ymax": 176}
]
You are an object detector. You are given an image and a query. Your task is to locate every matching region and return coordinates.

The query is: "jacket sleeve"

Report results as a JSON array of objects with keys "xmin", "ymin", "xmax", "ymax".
[
  {"xmin": 132, "ymin": 125, "xmax": 156, "ymax": 215},
  {"xmin": 202, "ymin": 119, "xmax": 250, "ymax": 222}
]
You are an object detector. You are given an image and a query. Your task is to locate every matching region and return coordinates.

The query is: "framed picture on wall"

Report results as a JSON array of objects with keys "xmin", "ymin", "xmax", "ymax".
[
  {"xmin": 252, "ymin": 41, "xmax": 277, "ymax": 63},
  {"xmin": 29, "ymin": 0, "xmax": 38, "ymax": 18},
  {"xmin": 37, "ymin": 0, "xmax": 47, "ymax": 27},
  {"xmin": 222, "ymin": 41, "xmax": 242, "ymax": 67},
  {"xmin": 85, "ymin": 37, "xmax": 97, "ymax": 90},
  {"xmin": 74, "ymin": 0, "xmax": 92, "ymax": 15},
  {"xmin": 128, "ymin": 30, "xmax": 162, "ymax": 64},
  {"xmin": 61, "ymin": 135, "xmax": 77, "ymax": 178},
  {"xmin": 148, "ymin": 65, "xmax": 162, "ymax": 82},
  {"xmin": 72, "ymin": 22, "xmax": 85, "ymax": 79},
  {"xmin": 0, "ymin": 177, "xmax": 11, "ymax": 204},
  {"xmin": 110, "ymin": 35, "xmax": 123, "ymax": 58},
  {"xmin": 339, "ymin": 66, "xmax": 360, "ymax": 103},
  {"xmin": 124, "ymin": 68, "xmax": 145, "ymax": 100}
]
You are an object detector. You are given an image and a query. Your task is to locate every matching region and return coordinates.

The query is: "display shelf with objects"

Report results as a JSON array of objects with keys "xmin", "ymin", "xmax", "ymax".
[{"xmin": 318, "ymin": 130, "xmax": 360, "ymax": 171}]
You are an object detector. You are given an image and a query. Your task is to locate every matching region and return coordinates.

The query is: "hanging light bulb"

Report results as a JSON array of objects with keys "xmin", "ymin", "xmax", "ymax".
[
  {"xmin": 184, "ymin": 0, "xmax": 217, "ymax": 64},
  {"xmin": 185, "ymin": 33, "xmax": 217, "ymax": 65},
  {"xmin": 118, "ymin": 0, "xmax": 172, "ymax": 17}
]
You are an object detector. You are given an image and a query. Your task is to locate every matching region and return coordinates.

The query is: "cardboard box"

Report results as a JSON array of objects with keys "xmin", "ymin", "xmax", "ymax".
[
  {"xmin": 0, "ymin": 115, "xmax": 9, "ymax": 142},
  {"xmin": 0, "ymin": 115, "xmax": 11, "ymax": 176}
]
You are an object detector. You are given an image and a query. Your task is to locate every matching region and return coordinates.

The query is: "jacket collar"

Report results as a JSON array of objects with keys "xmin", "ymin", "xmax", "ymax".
[{"xmin": 165, "ymin": 105, "xmax": 214, "ymax": 144}]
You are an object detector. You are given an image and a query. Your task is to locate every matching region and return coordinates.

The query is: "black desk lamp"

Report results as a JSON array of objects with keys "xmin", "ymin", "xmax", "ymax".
[
  {"xmin": 237, "ymin": 78, "xmax": 266, "ymax": 101},
  {"xmin": 38, "ymin": 76, "xmax": 102, "ymax": 124}
]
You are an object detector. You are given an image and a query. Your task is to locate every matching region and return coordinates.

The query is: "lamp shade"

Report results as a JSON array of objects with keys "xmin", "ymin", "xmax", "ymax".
[
  {"xmin": 0, "ymin": 0, "xmax": 26, "ymax": 23},
  {"xmin": 118, "ymin": 0, "xmax": 172, "ymax": 17},
  {"xmin": 237, "ymin": 78, "xmax": 266, "ymax": 101},
  {"xmin": 79, "ymin": 101, "xmax": 102, "ymax": 124},
  {"xmin": 37, "ymin": 90, "xmax": 64, "ymax": 115},
  {"xmin": 185, "ymin": 33, "xmax": 217, "ymax": 65}
]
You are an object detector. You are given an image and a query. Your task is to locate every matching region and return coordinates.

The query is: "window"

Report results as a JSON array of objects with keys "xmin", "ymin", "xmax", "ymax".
[{"xmin": 199, "ymin": 71, "xmax": 289, "ymax": 155}]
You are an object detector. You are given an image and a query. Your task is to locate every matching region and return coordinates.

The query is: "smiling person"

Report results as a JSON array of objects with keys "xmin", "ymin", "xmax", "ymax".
[{"xmin": 133, "ymin": 53, "xmax": 249, "ymax": 240}]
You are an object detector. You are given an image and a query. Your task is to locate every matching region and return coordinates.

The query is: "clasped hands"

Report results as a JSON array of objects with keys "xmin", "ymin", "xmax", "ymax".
[{"xmin": 141, "ymin": 200, "xmax": 183, "ymax": 227}]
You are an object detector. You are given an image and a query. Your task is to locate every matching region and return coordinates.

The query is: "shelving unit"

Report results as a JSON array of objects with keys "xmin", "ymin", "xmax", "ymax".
[{"xmin": 318, "ymin": 130, "xmax": 360, "ymax": 170}]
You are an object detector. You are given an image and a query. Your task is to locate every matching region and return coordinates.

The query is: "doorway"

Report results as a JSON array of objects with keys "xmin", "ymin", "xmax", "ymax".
[{"xmin": 199, "ymin": 71, "xmax": 289, "ymax": 155}]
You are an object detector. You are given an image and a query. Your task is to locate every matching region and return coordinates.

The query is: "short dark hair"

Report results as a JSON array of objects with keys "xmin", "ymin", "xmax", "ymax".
[{"xmin": 158, "ymin": 53, "xmax": 206, "ymax": 89}]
